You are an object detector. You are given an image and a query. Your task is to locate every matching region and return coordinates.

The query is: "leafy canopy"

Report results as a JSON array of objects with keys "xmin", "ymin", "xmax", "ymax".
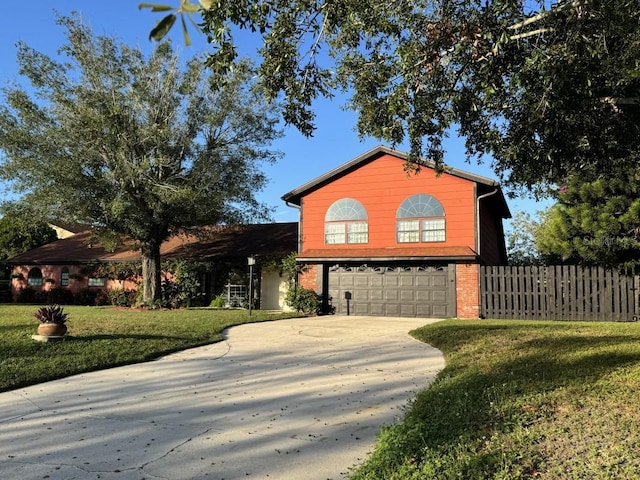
[
  {"xmin": 0, "ymin": 205, "xmax": 58, "ymax": 260},
  {"xmin": 0, "ymin": 14, "xmax": 283, "ymax": 302},
  {"xmin": 142, "ymin": 0, "xmax": 640, "ymax": 191}
]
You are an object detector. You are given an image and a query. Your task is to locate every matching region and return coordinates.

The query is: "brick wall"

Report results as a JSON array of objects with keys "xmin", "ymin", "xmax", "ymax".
[
  {"xmin": 299, "ymin": 264, "xmax": 319, "ymax": 291},
  {"xmin": 456, "ymin": 263, "xmax": 480, "ymax": 319}
]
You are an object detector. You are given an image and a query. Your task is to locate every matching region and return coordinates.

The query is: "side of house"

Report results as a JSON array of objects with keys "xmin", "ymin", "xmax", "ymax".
[
  {"xmin": 8, "ymin": 223, "xmax": 299, "ymax": 310},
  {"xmin": 282, "ymin": 146, "xmax": 511, "ymax": 318}
]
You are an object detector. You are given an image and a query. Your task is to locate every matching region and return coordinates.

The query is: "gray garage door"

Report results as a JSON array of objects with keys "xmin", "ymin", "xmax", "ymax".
[{"xmin": 328, "ymin": 264, "xmax": 455, "ymax": 318}]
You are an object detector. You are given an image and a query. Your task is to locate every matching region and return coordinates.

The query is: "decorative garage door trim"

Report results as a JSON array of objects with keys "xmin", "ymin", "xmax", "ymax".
[{"xmin": 328, "ymin": 263, "xmax": 456, "ymax": 318}]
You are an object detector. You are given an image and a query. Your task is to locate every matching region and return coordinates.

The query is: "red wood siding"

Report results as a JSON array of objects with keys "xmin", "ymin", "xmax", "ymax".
[
  {"xmin": 300, "ymin": 154, "xmax": 476, "ymax": 251},
  {"xmin": 479, "ymin": 206, "xmax": 507, "ymax": 265}
]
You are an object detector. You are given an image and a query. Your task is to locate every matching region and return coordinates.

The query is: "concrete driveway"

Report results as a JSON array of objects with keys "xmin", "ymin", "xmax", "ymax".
[{"xmin": 0, "ymin": 316, "xmax": 445, "ymax": 480}]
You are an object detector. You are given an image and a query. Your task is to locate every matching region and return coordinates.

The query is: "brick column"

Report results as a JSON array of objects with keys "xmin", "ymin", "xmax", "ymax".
[
  {"xmin": 299, "ymin": 264, "xmax": 319, "ymax": 291},
  {"xmin": 456, "ymin": 263, "xmax": 480, "ymax": 319}
]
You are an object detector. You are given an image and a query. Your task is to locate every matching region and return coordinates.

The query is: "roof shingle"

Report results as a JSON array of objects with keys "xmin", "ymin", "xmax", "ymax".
[{"xmin": 9, "ymin": 223, "xmax": 299, "ymax": 265}]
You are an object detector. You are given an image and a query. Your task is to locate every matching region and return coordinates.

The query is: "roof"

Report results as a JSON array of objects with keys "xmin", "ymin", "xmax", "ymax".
[
  {"xmin": 282, "ymin": 145, "xmax": 511, "ymax": 218},
  {"xmin": 296, "ymin": 246, "xmax": 478, "ymax": 263},
  {"xmin": 48, "ymin": 222, "xmax": 88, "ymax": 235},
  {"xmin": 9, "ymin": 223, "xmax": 299, "ymax": 265}
]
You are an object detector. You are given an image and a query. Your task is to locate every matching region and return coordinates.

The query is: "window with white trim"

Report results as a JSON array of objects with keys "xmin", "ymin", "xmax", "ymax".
[
  {"xmin": 325, "ymin": 198, "xmax": 368, "ymax": 244},
  {"xmin": 397, "ymin": 194, "xmax": 445, "ymax": 243},
  {"xmin": 61, "ymin": 267, "xmax": 70, "ymax": 287},
  {"xmin": 88, "ymin": 277, "xmax": 106, "ymax": 287},
  {"xmin": 27, "ymin": 267, "xmax": 43, "ymax": 287}
]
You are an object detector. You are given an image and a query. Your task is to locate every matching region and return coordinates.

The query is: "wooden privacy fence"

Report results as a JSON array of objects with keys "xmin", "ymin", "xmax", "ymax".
[{"xmin": 481, "ymin": 265, "xmax": 639, "ymax": 321}]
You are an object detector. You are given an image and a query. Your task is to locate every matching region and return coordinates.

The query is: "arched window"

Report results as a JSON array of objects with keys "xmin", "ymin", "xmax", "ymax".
[
  {"xmin": 325, "ymin": 198, "xmax": 368, "ymax": 244},
  {"xmin": 27, "ymin": 267, "xmax": 43, "ymax": 287},
  {"xmin": 397, "ymin": 194, "xmax": 446, "ymax": 243},
  {"xmin": 60, "ymin": 267, "xmax": 70, "ymax": 287}
]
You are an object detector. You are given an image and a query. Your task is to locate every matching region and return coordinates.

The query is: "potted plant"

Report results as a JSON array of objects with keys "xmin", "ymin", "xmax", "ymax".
[{"xmin": 35, "ymin": 304, "xmax": 69, "ymax": 337}]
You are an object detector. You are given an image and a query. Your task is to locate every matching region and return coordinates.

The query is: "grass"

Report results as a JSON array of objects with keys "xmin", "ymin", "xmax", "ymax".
[
  {"xmin": 351, "ymin": 319, "xmax": 640, "ymax": 480},
  {"xmin": 0, "ymin": 304, "xmax": 299, "ymax": 393}
]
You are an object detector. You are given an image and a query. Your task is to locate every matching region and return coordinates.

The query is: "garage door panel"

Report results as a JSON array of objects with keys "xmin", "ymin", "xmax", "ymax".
[
  {"xmin": 432, "ymin": 291, "xmax": 446, "ymax": 302},
  {"xmin": 400, "ymin": 290, "xmax": 415, "ymax": 301},
  {"xmin": 370, "ymin": 289, "xmax": 383, "ymax": 301},
  {"xmin": 385, "ymin": 303, "xmax": 400, "ymax": 315},
  {"xmin": 370, "ymin": 303, "xmax": 385, "ymax": 315},
  {"xmin": 385, "ymin": 289, "xmax": 399, "ymax": 301},
  {"xmin": 355, "ymin": 276, "xmax": 369, "ymax": 287},
  {"xmin": 353, "ymin": 290, "xmax": 369, "ymax": 301},
  {"xmin": 415, "ymin": 276, "xmax": 433, "ymax": 287},
  {"xmin": 385, "ymin": 276, "xmax": 399, "ymax": 287},
  {"xmin": 400, "ymin": 304, "xmax": 416, "ymax": 316},
  {"xmin": 432, "ymin": 276, "xmax": 447, "ymax": 287},
  {"xmin": 431, "ymin": 305, "xmax": 448, "ymax": 317},
  {"xmin": 354, "ymin": 303, "xmax": 370, "ymax": 315},
  {"xmin": 399, "ymin": 276, "xmax": 415, "ymax": 287},
  {"xmin": 416, "ymin": 290, "xmax": 432, "ymax": 302},
  {"xmin": 340, "ymin": 276, "xmax": 354, "ymax": 287}
]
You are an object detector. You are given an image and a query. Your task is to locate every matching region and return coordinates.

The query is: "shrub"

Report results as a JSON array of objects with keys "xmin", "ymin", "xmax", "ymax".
[
  {"xmin": 209, "ymin": 293, "xmax": 226, "ymax": 308},
  {"xmin": 75, "ymin": 288, "xmax": 98, "ymax": 306},
  {"xmin": 0, "ymin": 289, "xmax": 12, "ymax": 303},
  {"xmin": 285, "ymin": 286, "xmax": 321, "ymax": 315},
  {"xmin": 16, "ymin": 287, "xmax": 37, "ymax": 304},
  {"xmin": 94, "ymin": 289, "xmax": 110, "ymax": 306},
  {"xmin": 107, "ymin": 288, "xmax": 138, "ymax": 307},
  {"xmin": 160, "ymin": 260, "xmax": 210, "ymax": 308},
  {"xmin": 45, "ymin": 287, "xmax": 75, "ymax": 305}
]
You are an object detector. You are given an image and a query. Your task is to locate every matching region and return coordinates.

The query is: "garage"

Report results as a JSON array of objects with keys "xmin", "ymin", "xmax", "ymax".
[{"xmin": 328, "ymin": 264, "xmax": 456, "ymax": 318}]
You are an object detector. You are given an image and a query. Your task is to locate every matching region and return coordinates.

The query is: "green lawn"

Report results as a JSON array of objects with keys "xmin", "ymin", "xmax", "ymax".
[
  {"xmin": 351, "ymin": 319, "xmax": 640, "ymax": 480},
  {"xmin": 0, "ymin": 304, "xmax": 299, "ymax": 393}
]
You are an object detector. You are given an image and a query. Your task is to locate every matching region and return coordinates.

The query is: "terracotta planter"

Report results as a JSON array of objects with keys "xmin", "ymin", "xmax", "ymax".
[{"xmin": 37, "ymin": 323, "xmax": 68, "ymax": 337}]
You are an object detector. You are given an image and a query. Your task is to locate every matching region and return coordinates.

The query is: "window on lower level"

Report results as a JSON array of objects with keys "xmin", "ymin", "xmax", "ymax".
[
  {"xmin": 88, "ymin": 277, "xmax": 106, "ymax": 287},
  {"xmin": 61, "ymin": 268, "xmax": 70, "ymax": 287},
  {"xmin": 27, "ymin": 267, "xmax": 43, "ymax": 287}
]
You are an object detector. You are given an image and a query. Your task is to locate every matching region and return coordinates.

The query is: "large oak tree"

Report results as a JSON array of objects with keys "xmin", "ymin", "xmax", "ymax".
[
  {"xmin": 146, "ymin": 0, "xmax": 640, "ymax": 192},
  {"xmin": 0, "ymin": 15, "xmax": 282, "ymax": 304}
]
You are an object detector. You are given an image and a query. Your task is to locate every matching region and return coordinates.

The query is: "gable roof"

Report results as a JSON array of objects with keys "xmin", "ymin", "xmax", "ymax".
[
  {"xmin": 9, "ymin": 223, "xmax": 298, "ymax": 265},
  {"xmin": 282, "ymin": 145, "xmax": 511, "ymax": 218}
]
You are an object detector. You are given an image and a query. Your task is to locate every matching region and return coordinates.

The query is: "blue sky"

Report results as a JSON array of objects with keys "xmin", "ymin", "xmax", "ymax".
[{"xmin": 0, "ymin": 1, "xmax": 550, "ymax": 227}]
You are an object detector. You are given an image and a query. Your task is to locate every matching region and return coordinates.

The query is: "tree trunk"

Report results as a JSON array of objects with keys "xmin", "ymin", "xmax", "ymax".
[{"xmin": 141, "ymin": 240, "xmax": 162, "ymax": 306}]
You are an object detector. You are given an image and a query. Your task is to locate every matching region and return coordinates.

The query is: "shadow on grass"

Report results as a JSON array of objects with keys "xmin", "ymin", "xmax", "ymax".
[
  {"xmin": 66, "ymin": 333, "xmax": 188, "ymax": 341},
  {"xmin": 357, "ymin": 321, "xmax": 640, "ymax": 478},
  {"xmin": 0, "ymin": 323, "xmax": 33, "ymax": 333}
]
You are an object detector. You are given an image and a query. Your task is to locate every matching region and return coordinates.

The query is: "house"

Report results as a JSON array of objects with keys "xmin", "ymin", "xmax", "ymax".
[
  {"xmin": 8, "ymin": 146, "xmax": 510, "ymax": 317},
  {"xmin": 282, "ymin": 146, "xmax": 511, "ymax": 318},
  {"xmin": 8, "ymin": 223, "xmax": 298, "ymax": 309}
]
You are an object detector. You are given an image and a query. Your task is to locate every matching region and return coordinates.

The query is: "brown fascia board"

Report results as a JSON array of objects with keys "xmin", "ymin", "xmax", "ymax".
[{"xmin": 281, "ymin": 145, "xmax": 508, "ymax": 210}]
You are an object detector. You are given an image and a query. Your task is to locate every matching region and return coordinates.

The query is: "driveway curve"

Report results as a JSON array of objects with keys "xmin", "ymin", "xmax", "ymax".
[{"xmin": 0, "ymin": 316, "xmax": 445, "ymax": 480}]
